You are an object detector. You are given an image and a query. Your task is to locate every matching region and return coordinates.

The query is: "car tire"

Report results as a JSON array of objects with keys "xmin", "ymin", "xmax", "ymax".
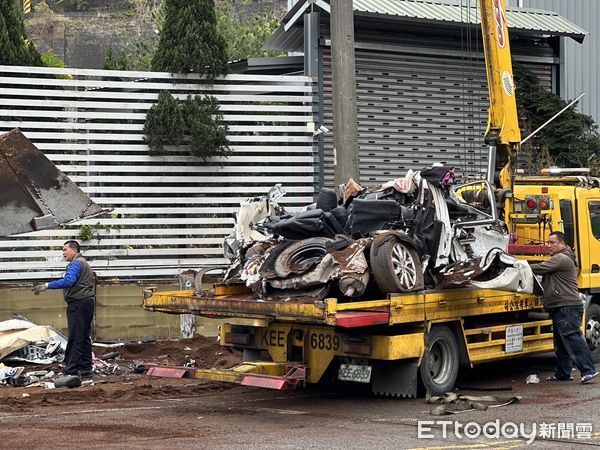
[{"xmin": 370, "ymin": 238, "xmax": 424, "ymax": 294}]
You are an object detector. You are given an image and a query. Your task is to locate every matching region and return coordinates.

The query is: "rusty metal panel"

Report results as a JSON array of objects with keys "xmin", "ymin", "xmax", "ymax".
[{"xmin": 0, "ymin": 130, "xmax": 106, "ymax": 237}]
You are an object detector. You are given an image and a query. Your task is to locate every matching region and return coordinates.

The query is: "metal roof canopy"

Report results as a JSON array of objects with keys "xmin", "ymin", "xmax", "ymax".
[{"xmin": 266, "ymin": 0, "xmax": 587, "ymax": 51}]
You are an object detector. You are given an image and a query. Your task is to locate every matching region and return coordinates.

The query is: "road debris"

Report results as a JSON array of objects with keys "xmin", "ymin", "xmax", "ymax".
[
  {"xmin": 427, "ymin": 392, "xmax": 522, "ymax": 415},
  {"xmin": 0, "ymin": 317, "xmax": 66, "ymax": 363},
  {"xmin": 0, "ymin": 335, "xmax": 242, "ymax": 401},
  {"xmin": 526, "ymin": 374, "xmax": 540, "ymax": 384}
]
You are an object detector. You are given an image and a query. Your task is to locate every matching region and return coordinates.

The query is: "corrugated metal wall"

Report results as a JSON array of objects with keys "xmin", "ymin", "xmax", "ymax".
[
  {"xmin": 521, "ymin": 0, "xmax": 598, "ymax": 126},
  {"xmin": 320, "ymin": 44, "xmax": 554, "ymax": 187},
  {"xmin": 0, "ymin": 65, "xmax": 317, "ymax": 283}
]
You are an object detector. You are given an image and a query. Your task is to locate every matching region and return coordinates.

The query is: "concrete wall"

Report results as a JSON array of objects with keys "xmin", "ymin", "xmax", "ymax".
[
  {"xmin": 0, "ymin": 283, "xmax": 222, "ymax": 340},
  {"xmin": 25, "ymin": 0, "xmax": 288, "ymax": 69},
  {"xmin": 26, "ymin": 9, "xmax": 152, "ymax": 69}
]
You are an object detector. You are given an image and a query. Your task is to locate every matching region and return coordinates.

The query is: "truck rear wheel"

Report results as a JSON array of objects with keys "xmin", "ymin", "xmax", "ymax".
[
  {"xmin": 370, "ymin": 239, "xmax": 424, "ymax": 294},
  {"xmin": 586, "ymin": 303, "xmax": 600, "ymax": 363},
  {"xmin": 420, "ymin": 325, "xmax": 459, "ymax": 395}
]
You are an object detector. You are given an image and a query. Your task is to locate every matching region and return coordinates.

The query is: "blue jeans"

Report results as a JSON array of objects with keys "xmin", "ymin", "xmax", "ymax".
[{"xmin": 549, "ymin": 304, "xmax": 596, "ymax": 379}]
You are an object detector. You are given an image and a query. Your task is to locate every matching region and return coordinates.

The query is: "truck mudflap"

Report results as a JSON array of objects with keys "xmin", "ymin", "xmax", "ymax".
[
  {"xmin": 0, "ymin": 129, "xmax": 108, "ymax": 236},
  {"xmin": 146, "ymin": 362, "xmax": 306, "ymax": 390}
]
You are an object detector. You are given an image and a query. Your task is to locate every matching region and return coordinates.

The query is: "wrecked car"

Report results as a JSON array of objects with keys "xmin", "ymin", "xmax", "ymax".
[{"xmin": 218, "ymin": 167, "xmax": 535, "ymax": 302}]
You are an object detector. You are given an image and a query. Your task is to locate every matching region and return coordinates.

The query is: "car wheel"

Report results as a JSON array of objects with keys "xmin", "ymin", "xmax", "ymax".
[{"xmin": 370, "ymin": 238, "xmax": 424, "ymax": 294}]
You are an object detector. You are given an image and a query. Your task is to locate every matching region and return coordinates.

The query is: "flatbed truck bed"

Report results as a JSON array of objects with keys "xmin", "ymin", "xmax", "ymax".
[{"xmin": 142, "ymin": 285, "xmax": 553, "ymax": 397}]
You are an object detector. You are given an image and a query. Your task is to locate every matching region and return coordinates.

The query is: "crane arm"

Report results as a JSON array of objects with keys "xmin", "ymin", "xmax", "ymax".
[{"xmin": 478, "ymin": 0, "xmax": 521, "ymax": 189}]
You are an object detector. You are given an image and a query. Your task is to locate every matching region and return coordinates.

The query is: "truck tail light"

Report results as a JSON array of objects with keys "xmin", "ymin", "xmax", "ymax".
[
  {"xmin": 525, "ymin": 198, "xmax": 537, "ymax": 210},
  {"xmin": 537, "ymin": 198, "xmax": 550, "ymax": 210},
  {"xmin": 224, "ymin": 332, "xmax": 251, "ymax": 345}
]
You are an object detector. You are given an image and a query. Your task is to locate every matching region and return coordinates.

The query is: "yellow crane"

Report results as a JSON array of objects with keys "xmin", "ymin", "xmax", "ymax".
[{"xmin": 478, "ymin": 0, "xmax": 521, "ymax": 191}]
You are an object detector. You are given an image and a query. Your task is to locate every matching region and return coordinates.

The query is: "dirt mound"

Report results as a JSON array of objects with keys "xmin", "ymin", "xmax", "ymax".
[
  {"xmin": 0, "ymin": 335, "xmax": 243, "ymax": 413},
  {"xmin": 117, "ymin": 335, "xmax": 240, "ymax": 368}
]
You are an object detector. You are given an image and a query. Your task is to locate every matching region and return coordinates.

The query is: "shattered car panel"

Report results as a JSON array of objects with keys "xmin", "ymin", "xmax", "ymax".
[
  {"xmin": 434, "ymin": 248, "xmax": 536, "ymax": 293},
  {"xmin": 0, "ymin": 319, "xmax": 67, "ymax": 363},
  {"xmin": 0, "ymin": 129, "xmax": 109, "ymax": 237},
  {"xmin": 220, "ymin": 166, "xmax": 535, "ymax": 302},
  {"xmin": 470, "ymin": 248, "xmax": 537, "ymax": 293}
]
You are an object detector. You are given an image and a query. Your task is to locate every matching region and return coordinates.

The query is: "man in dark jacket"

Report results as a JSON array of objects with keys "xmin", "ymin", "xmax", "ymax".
[
  {"xmin": 530, "ymin": 231, "xmax": 598, "ymax": 383},
  {"xmin": 32, "ymin": 240, "xmax": 95, "ymax": 377}
]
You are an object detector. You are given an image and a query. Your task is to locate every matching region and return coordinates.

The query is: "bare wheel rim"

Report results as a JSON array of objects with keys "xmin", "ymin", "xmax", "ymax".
[
  {"xmin": 586, "ymin": 317, "xmax": 600, "ymax": 348},
  {"xmin": 391, "ymin": 243, "xmax": 417, "ymax": 289},
  {"xmin": 429, "ymin": 338, "xmax": 452, "ymax": 384}
]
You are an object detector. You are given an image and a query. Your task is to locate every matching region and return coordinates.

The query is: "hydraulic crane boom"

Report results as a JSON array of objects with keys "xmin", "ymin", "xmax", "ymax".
[{"xmin": 478, "ymin": 0, "xmax": 521, "ymax": 190}]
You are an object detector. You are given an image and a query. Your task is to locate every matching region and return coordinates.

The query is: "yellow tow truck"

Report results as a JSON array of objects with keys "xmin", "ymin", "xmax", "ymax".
[
  {"xmin": 143, "ymin": 284, "xmax": 547, "ymax": 396},
  {"xmin": 142, "ymin": 0, "xmax": 599, "ymax": 397},
  {"xmin": 509, "ymin": 175, "xmax": 600, "ymax": 362}
]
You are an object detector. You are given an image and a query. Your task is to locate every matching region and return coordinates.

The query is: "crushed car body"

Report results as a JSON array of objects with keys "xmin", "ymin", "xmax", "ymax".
[
  {"xmin": 218, "ymin": 167, "xmax": 536, "ymax": 302},
  {"xmin": 0, "ymin": 318, "xmax": 66, "ymax": 364}
]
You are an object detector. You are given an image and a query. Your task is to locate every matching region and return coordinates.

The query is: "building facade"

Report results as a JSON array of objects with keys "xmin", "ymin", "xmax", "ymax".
[{"xmin": 271, "ymin": 0, "xmax": 587, "ymax": 187}]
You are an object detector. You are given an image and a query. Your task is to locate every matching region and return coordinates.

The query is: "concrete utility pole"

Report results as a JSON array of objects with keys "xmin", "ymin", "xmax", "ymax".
[{"xmin": 330, "ymin": 0, "xmax": 360, "ymax": 187}]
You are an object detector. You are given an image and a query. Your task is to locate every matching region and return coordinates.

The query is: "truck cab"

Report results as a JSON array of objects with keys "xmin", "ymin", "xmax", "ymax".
[{"xmin": 509, "ymin": 173, "xmax": 600, "ymax": 360}]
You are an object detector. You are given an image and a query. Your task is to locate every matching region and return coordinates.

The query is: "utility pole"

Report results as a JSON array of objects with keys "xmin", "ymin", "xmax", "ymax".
[{"xmin": 331, "ymin": 0, "xmax": 360, "ymax": 187}]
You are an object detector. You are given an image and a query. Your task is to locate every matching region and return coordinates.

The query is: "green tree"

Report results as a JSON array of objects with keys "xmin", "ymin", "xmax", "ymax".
[
  {"xmin": 151, "ymin": 0, "xmax": 228, "ymax": 77},
  {"xmin": 514, "ymin": 61, "xmax": 600, "ymax": 170},
  {"xmin": 103, "ymin": 47, "xmax": 129, "ymax": 71},
  {"xmin": 183, "ymin": 94, "xmax": 230, "ymax": 161},
  {"xmin": 41, "ymin": 51, "xmax": 67, "ymax": 68},
  {"xmin": 144, "ymin": 90, "xmax": 185, "ymax": 155},
  {"xmin": 92, "ymin": 0, "xmax": 281, "ymax": 71},
  {"xmin": 144, "ymin": 92, "xmax": 230, "ymax": 160},
  {"xmin": 0, "ymin": 0, "xmax": 43, "ymax": 65},
  {"xmin": 216, "ymin": 0, "xmax": 282, "ymax": 61}
]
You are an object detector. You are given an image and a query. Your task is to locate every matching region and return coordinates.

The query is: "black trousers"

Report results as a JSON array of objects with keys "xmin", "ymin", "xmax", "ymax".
[
  {"xmin": 64, "ymin": 297, "xmax": 95, "ymax": 374},
  {"xmin": 549, "ymin": 304, "xmax": 596, "ymax": 379}
]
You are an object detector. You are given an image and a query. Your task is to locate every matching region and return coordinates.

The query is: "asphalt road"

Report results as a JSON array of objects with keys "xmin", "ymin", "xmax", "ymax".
[{"xmin": 2, "ymin": 353, "xmax": 600, "ymax": 449}]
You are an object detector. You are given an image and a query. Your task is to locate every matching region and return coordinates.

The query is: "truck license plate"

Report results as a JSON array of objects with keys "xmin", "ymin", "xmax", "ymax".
[{"xmin": 338, "ymin": 364, "xmax": 372, "ymax": 383}]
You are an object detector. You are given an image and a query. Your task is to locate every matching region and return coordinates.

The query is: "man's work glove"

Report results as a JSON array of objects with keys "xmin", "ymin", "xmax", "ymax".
[{"xmin": 32, "ymin": 283, "xmax": 48, "ymax": 295}]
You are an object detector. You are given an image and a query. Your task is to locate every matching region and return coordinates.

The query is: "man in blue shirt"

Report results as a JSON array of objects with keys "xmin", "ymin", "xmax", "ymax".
[{"xmin": 33, "ymin": 240, "xmax": 95, "ymax": 377}]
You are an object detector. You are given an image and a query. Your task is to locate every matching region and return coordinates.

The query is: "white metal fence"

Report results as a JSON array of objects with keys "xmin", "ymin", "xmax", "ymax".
[{"xmin": 0, "ymin": 65, "xmax": 317, "ymax": 282}]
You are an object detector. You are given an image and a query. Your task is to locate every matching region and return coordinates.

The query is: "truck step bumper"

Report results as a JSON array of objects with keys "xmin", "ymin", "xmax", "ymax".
[{"xmin": 146, "ymin": 362, "xmax": 306, "ymax": 390}]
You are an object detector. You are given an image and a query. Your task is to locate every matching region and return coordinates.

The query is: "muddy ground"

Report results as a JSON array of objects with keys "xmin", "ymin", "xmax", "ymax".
[
  {"xmin": 0, "ymin": 336, "xmax": 242, "ymax": 413},
  {"xmin": 2, "ymin": 351, "xmax": 600, "ymax": 449},
  {"xmin": 3, "ymin": 339, "xmax": 600, "ymax": 449},
  {"xmin": 3, "ymin": 340, "xmax": 600, "ymax": 449}
]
